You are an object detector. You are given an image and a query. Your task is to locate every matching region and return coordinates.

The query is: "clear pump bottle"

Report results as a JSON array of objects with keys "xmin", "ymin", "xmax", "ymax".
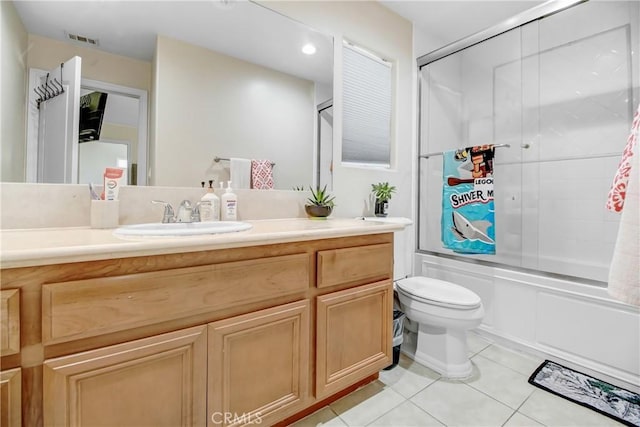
[{"xmin": 221, "ymin": 181, "xmax": 238, "ymax": 221}]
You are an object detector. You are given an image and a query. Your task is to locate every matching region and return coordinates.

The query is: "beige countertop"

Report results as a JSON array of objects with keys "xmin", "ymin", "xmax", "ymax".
[{"xmin": 0, "ymin": 218, "xmax": 402, "ymax": 269}]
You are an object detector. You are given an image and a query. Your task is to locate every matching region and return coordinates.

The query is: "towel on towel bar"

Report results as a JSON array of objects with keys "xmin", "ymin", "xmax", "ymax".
[
  {"xmin": 606, "ymin": 103, "xmax": 639, "ymax": 212},
  {"xmin": 251, "ymin": 159, "xmax": 274, "ymax": 189},
  {"xmin": 607, "ymin": 105, "xmax": 640, "ymax": 307},
  {"xmin": 230, "ymin": 158, "xmax": 251, "ymax": 189},
  {"xmin": 441, "ymin": 145, "xmax": 496, "ymax": 255}
]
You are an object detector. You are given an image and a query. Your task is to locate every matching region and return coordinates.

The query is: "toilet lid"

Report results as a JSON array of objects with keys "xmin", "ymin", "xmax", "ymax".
[{"xmin": 396, "ymin": 277, "xmax": 481, "ymax": 309}]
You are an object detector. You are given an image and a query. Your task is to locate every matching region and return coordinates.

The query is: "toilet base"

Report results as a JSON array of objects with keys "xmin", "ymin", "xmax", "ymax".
[{"xmin": 404, "ymin": 324, "xmax": 473, "ymax": 379}]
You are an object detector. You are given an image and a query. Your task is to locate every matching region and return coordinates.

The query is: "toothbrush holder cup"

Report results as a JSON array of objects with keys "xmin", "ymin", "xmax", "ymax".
[{"xmin": 91, "ymin": 200, "xmax": 120, "ymax": 229}]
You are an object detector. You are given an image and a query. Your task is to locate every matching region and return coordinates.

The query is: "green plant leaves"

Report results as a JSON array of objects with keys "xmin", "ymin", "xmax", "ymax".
[
  {"xmin": 307, "ymin": 185, "xmax": 336, "ymax": 208},
  {"xmin": 371, "ymin": 182, "xmax": 396, "ymax": 202}
]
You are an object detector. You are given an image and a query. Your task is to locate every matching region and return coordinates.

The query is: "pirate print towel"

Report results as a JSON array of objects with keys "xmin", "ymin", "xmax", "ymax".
[{"xmin": 442, "ymin": 145, "xmax": 496, "ymax": 255}]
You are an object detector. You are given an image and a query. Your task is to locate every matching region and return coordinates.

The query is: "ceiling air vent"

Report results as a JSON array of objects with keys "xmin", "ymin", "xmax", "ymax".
[{"xmin": 66, "ymin": 32, "xmax": 99, "ymax": 46}]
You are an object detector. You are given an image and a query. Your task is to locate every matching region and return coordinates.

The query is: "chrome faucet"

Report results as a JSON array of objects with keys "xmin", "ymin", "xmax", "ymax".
[
  {"xmin": 151, "ymin": 200, "xmax": 176, "ymax": 223},
  {"xmin": 152, "ymin": 200, "xmax": 201, "ymax": 223},
  {"xmin": 176, "ymin": 200, "xmax": 193, "ymax": 223},
  {"xmin": 191, "ymin": 202, "xmax": 201, "ymax": 222}
]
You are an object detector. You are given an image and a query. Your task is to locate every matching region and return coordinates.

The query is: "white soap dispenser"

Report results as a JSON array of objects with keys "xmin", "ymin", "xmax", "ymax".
[
  {"xmin": 200, "ymin": 180, "xmax": 220, "ymax": 222},
  {"xmin": 221, "ymin": 181, "xmax": 238, "ymax": 221}
]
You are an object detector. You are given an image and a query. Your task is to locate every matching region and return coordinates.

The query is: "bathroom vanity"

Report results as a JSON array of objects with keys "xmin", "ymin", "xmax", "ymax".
[{"xmin": 0, "ymin": 218, "xmax": 399, "ymax": 426}]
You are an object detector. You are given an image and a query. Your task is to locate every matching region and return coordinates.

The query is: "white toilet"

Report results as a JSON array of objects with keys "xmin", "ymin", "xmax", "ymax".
[
  {"xmin": 396, "ymin": 276, "xmax": 484, "ymax": 378},
  {"xmin": 362, "ymin": 216, "xmax": 485, "ymax": 378}
]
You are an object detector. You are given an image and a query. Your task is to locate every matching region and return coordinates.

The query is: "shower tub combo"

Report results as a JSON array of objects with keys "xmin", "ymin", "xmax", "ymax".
[{"xmin": 417, "ymin": 0, "xmax": 639, "ymax": 390}]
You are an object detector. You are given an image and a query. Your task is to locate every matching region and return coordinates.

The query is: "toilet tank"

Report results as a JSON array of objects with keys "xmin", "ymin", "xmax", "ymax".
[{"xmin": 361, "ymin": 217, "xmax": 414, "ymax": 280}]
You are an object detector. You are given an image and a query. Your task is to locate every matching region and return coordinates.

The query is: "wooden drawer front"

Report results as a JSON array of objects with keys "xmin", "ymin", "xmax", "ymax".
[
  {"xmin": 1, "ymin": 289, "xmax": 20, "ymax": 356},
  {"xmin": 42, "ymin": 253, "xmax": 310, "ymax": 344},
  {"xmin": 43, "ymin": 326, "xmax": 207, "ymax": 427},
  {"xmin": 316, "ymin": 280, "xmax": 392, "ymax": 399},
  {"xmin": 208, "ymin": 300, "xmax": 310, "ymax": 427},
  {"xmin": 317, "ymin": 243, "xmax": 392, "ymax": 288}
]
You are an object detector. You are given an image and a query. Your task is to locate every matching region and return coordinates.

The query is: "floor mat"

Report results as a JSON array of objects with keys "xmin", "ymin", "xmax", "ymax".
[{"xmin": 529, "ymin": 360, "xmax": 640, "ymax": 427}]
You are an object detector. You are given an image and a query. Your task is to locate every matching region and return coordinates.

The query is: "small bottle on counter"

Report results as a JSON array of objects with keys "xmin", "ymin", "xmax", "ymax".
[
  {"xmin": 200, "ymin": 180, "xmax": 220, "ymax": 222},
  {"xmin": 221, "ymin": 181, "xmax": 238, "ymax": 221}
]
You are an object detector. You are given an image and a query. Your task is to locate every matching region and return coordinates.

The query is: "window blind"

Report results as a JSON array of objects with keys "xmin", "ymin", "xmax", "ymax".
[{"xmin": 342, "ymin": 42, "xmax": 392, "ymax": 166}]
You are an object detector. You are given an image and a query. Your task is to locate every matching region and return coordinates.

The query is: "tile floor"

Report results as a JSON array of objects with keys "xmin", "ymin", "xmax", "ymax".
[{"xmin": 293, "ymin": 333, "xmax": 625, "ymax": 427}]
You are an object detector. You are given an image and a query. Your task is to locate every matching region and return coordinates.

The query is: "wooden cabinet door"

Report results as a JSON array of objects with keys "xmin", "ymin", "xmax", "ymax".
[
  {"xmin": 316, "ymin": 280, "xmax": 393, "ymax": 399},
  {"xmin": 43, "ymin": 326, "xmax": 207, "ymax": 427},
  {"xmin": 208, "ymin": 300, "xmax": 310, "ymax": 427},
  {"xmin": 0, "ymin": 289, "xmax": 20, "ymax": 356},
  {"xmin": 0, "ymin": 368, "xmax": 21, "ymax": 427}
]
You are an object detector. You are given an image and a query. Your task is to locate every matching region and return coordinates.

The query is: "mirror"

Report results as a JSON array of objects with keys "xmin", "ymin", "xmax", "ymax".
[
  {"xmin": 78, "ymin": 88, "xmax": 139, "ymax": 185},
  {"xmin": 25, "ymin": 69, "xmax": 148, "ymax": 185},
  {"xmin": 7, "ymin": 0, "xmax": 333, "ymax": 189}
]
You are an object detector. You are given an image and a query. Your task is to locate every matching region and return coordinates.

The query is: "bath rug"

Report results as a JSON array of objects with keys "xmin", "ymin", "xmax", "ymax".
[
  {"xmin": 528, "ymin": 360, "xmax": 640, "ymax": 427},
  {"xmin": 441, "ymin": 145, "xmax": 496, "ymax": 254}
]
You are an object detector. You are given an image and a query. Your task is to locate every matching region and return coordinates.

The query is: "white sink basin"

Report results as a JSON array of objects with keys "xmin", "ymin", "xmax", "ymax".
[{"xmin": 114, "ymin": 221, "xmax": 252, "ymax": 237}]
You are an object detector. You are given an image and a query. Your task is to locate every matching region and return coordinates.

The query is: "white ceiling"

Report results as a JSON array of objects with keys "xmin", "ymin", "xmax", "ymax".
[
  {"xmin": 14, "ymin": 0, "xmax": 546, "ymax": 84},
  {"xmin": 13, "ymin": 0, "xmax": 333, "ymax": 85},
  {"xmin": 380, "ymin": 0, "xmax": 546, "ymax": 51}
]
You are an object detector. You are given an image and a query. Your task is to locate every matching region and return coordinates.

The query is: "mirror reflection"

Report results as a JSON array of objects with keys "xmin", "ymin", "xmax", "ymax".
[
  {"xmin": 78, "ymin": 89, "xmax": 139, "ymax": 185},
  {"xmin": 5, "ymin": 0, "xmax": 333, "ymax": 190}
]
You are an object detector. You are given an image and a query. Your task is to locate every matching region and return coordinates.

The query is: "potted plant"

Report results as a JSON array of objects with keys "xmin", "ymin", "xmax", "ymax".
[
  {"xmin": 371, "ymin": 182, "xmax": 396, "ymax": 217},
  {"xmin": 305, "ymin": 185, "xmax": 335, "ymax": 219}
]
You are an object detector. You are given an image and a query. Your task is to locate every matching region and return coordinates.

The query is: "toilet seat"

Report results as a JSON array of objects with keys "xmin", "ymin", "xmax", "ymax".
[{"xmin": 396, "ymin": 277, "xmax": 481, "ymax": 310}]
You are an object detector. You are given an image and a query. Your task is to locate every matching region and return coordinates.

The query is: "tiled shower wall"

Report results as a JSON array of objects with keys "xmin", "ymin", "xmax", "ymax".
[{"xmin": 419, "ymin": 1, "xmax": 640, "ymax": 283}]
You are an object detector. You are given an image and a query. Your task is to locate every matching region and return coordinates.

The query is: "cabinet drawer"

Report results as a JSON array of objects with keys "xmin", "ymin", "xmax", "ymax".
[
  {"xmin": 1, "ymin": 289, "xmax": 20, "ymax": 356},
  {"xmin": 42, "ymin": 253, "xmax": 310, "ymax": 344},
  {"xmin": 316, "ymin": 243, "xmax": 392, "ymax": 288}
]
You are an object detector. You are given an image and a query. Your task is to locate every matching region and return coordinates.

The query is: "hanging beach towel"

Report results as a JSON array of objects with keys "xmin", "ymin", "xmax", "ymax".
[
  {"xmin": 607, "ymin": 103, "xmax": 640, "ymax": 307},
  {"xmin": 606, "ymin": 103, "xmax": 639, "ymax": 212},
  {"xmin": 442, "ymin": 145, "xmax": 496, "ymax": 255}
]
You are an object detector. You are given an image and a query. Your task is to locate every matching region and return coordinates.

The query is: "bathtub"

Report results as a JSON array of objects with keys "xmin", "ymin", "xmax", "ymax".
[{"xmin": 415, "ymin": 253, "xmax": 640, "ymax": 392}]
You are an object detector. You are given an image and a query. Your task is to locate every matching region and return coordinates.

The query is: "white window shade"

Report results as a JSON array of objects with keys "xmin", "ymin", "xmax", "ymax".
[{"xmin": 342, "ymin": 42, "xmax": 392, "ymax": 166}]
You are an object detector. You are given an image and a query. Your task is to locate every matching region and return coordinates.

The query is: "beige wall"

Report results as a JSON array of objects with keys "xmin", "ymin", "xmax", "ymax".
[
  {"xmin": 26, "ymin": 34, "xmax": 151, "ymax": 92},
  {"xmin": 261, "ymin": 1, "xmax": 415, "ymax": 218},
  {"xmin": 153, "ymin": 35, "xmax": 315, "ymax": 189},
  {"xmin": 1, "ymin": 0, "xmax": 28, "ymax": 182}
]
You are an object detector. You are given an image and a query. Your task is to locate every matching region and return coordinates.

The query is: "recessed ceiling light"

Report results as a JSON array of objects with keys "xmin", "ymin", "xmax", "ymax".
[{"xmin": 302, "ymin": 43, "xmax": 317, "ymax": 55}]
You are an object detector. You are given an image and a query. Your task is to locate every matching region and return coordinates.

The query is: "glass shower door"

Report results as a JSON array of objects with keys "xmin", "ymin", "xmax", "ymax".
[
  {"xmin": 418, "ymin": 25, "xmax": 525, "ymax": 268},
  {"xmin": 520, "ymin": 1, "xmax": 639, "ymax": 280},
  {"xmin": 418, "ymin": 0, "xmax": 639, "ymax": 283}
]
